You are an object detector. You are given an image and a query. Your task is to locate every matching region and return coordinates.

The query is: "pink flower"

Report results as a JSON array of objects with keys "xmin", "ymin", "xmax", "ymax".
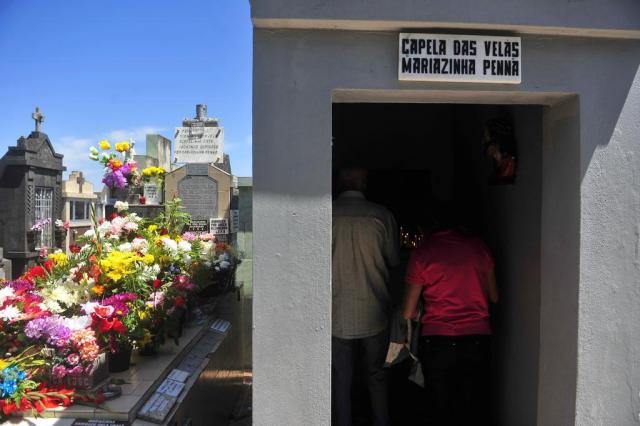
[
  {"xmin": 66, "ymin": 353, "xmax": 80, "ymax": 366},
  {"xmin": 52, "ymin": 365, "xmax": 67, "ymax": 378}
]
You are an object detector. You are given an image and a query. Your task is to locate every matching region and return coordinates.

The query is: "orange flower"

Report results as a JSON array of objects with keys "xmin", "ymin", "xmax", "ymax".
[{"xmin": 91, "ymin": 285, "xmax": 105, "ymax": 296}]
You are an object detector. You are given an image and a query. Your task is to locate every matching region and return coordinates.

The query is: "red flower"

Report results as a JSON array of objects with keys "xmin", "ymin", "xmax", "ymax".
[
  {"xmin": 110, "ymin": 212, "xmax": 119, "ymax": 220},
  {"xmin": 24, "ymin": 265, "xmax": 45, "ymax": 283},
  {"xmin": 69, "ymin": 244, "xmax": 81, "ymax": 253},
  {"xmin": 44, "ymin": 260, "xmax": 54, "ymax": 272},
  {"xmin": 174, "ymin": 296, "xmax": 186, "ymax": 308},
  {"xmin": 139, "ymin": 196, "xmax": 146, "ymax": 205},
  {"xmin": 111, "ymin": 318, "xmax": 127, "ymax": 334},
  {"xmin": 152, "ymin": 279, "xmax": 162, "ymax": 289},
  {"xmin": 160, "ymin": 228, "xmax": 169, "ymax": 235}
]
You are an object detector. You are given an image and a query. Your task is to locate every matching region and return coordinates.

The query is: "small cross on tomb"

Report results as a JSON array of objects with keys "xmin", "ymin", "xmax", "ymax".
[
  {"xmin": 32, "ymin": 107, "xmax": 45, "ymax": 132},
  {"xmin": 76, "ymin": 172, "xmax": 85, "ymax": 192}
]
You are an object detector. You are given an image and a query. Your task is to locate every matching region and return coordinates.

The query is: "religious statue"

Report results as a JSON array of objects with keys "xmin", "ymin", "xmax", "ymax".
[{"xmin": 482, "ymin": 117, "xmax": 517, "ymax": 184}]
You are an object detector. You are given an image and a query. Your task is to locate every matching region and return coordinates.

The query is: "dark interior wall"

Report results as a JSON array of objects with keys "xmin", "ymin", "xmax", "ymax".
[
  {"xmin": 452, "ymin": 105, "xmax": 542, "ymax": 426},
  {"xmin": 333, "ymin": 103, "xmax": 543, "ymax": 425}
]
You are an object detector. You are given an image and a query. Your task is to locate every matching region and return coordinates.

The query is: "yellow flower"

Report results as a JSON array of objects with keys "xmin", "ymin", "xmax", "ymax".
[
  {"xmin": 0, "ymin": 360, "xmax": 9, "ymax": 370},
  {"xmin": 147, "ymin": 225, "xmax": 158, "ymax": 232},
  {"xmin": 142, "ymin": 166, "xmax": 166, "ymax": 177},
  {"xmin": 99, "ymin": 251, "xmax": 141, "ymax": 282},
  {"xmin": 115, "ymin": 141, "xmax": 131, "ymax": 152},
  {"xmin": 98, "ymin": 140, "xmax": 111, "ymax": 150},
  {"xmin": 142, "ymin": 254, "xmax": 154, "ymax": 264},
  {"xmin": 48, "ymin": 252, "xmax": 68, "ymax": 266}
]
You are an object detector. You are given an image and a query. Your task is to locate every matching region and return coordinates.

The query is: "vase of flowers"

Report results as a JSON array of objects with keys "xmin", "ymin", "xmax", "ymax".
[
  {"xmin": 90, "ymin": 139, "xmax": 140, "ymax": 203},
  {"xmin": 107, "ymin": 345, "xmax": 132, "ymax": 373}
]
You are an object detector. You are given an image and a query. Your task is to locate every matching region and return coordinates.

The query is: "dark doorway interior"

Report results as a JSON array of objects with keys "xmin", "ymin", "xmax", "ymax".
[{"xmin": 332, "ymin": 102, "xmax": 543, "ymax": 425}]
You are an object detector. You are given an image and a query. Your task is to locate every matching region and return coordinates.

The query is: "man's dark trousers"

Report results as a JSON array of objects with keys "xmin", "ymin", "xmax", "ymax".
[{"xmin": 332, "ymin": 330, "xmax": 389, "ymax": 426}]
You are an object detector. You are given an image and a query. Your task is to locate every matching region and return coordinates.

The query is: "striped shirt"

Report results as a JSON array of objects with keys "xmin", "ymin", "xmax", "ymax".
[{"xmin": 332, "ymin": 191, "xmax": 399, "ymax": 339}]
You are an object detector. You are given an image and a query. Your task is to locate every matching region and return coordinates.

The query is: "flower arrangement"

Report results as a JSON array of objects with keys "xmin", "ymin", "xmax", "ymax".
[
  {"xmin": 0, "ymin": 193, "xmax": 238, "ymax": 418},
  {"xmin": 89, "ymin": 139, "xmax": 139, "ymax": 189}
]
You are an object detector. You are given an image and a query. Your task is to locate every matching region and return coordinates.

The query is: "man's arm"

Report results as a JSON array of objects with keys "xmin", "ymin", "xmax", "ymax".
[{"xmin": 402, "ymin": 283, "xmax": 423, "ymax": 321}]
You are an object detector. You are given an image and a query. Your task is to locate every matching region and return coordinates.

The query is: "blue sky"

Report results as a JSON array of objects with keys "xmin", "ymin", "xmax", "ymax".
[{"xmin": 0, "ymin": 0, "xmax": 252, "ymax": 187}]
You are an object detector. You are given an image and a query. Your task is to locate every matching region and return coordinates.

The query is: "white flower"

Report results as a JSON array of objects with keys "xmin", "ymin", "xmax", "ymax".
[
  {"xmin": 178, "ymin": 240, "xmax": 192, "ymax": 252},
  {"xmin": 81, "ymin": 302, "xmax": 99, "ymax": 315},
  {"xmin": 83, "ymin": 229, "xmax": 96, "ymax": 238},
  {"xmin": 55, "ymin": 219, "xmax": 64, "ymax": 227},
  {"xmin": 183, "ymin": 254, "xmax": 192, "ymax": 264},
  {"xmin": 162, "ymin": 238, "xmax": 178, "ymax": 256},
  {"xmin": 219, "ymin": 260, "xmax": 231, "ymax": 270},
  {"xmin": 114, "ymin": 201, "xmax": 129, "ymax": 212},
  {"xmin": 123, "ymin": 221, "xmax": 138, "ymax": 232},
  {"xmin": 0, "ymin": 286, "xmax": 15, "ymax": 305},
  {"xmin": 50, "ymin": 286, "xmax": 76, "ymax": 306},
  {"xmin": 0, "ymin": 306, "xmax": 21, "ymax": 321},
  {"xmin": 118, "ymin": 242, "xmax": 133, "ymax": 252},
  {"xmin": 131, "ymin": 238, "xmax": 148, "ymax": 253},
  {"xmin": 98, "ymin": 221, "xmax": 111, "ymax": 236},
  {"xmin": 44, "ymin": 299, "xmax": 64, "ymax": 314},
  {"xmin": 63, "ymin": 315, "xmax": 92, "ymax": 331}
]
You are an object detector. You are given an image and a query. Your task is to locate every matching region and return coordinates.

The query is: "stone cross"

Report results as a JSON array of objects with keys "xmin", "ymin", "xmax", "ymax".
[
  {"xmin": 76, "ymin": 172, "xmax": 85, "ymax": 192},
  {"xmin": 32, "ymin": 107, "xmax": 45, "ymax": 132}
]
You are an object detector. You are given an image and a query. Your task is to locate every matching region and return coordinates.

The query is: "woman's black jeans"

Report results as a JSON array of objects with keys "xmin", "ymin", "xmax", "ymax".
[{"xmin": 418, "ymin": 335, "xmax": 492, "ymax": 426}]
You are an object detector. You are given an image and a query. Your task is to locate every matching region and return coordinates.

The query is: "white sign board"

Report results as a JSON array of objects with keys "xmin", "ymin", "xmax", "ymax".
[
  {"xmin": 209, "ymin": 218, "xmax": 229, "ymax": 235},
  {"xmin": 230, "ymin": 210, "xmax": 239, "ymax": 233},
  {"xmin": 173, "ymin": 125, "xmax": 224, "ymax": 164},
  {"xmin": 398, "ymin": 33, "xmax": 521, "ymax": 84}
]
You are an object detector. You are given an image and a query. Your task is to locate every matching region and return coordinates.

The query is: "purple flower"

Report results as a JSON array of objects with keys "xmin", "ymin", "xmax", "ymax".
[
  {"xmin": 25, "ymin": 316, "xmax": 72, "ymax": 347},
  {"xmin": 8, "ymin": 279, "xmax": 34, "ymax": 293},
  {"xmin": 102, "ymin": 170, "xmax": 127, "ymax": 189}
]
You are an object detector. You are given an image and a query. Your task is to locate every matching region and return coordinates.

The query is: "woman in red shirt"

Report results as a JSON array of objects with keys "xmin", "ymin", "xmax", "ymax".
[{"xmin": 402, "ymin": 227, "xmax": 498, "ymax": 426}]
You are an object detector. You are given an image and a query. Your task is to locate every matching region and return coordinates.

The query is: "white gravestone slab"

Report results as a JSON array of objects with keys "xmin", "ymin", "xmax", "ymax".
[
  {"xmin": 138, "ymin": 392, "xmax": 176, "ymax": 423},
  {"xmin": 156, "ymin": 378, "xmax": 185, "ymax": 398},
  {"xmin": 143, "ymin": 182, "xmax": 162, "ymax": 205},
  {"xmin": 173, "ymin": 125, "xmax": 224, "ymax": 164}
]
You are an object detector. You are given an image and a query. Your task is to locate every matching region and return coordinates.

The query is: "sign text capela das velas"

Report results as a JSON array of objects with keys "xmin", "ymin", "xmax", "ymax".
[{"xmin": 400, "ymin": 36, "xmax": 520, "ymax": 77}]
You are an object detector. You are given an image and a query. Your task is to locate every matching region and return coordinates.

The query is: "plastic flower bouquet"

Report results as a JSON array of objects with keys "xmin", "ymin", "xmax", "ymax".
[{"xmin": 89, "ymin": 139, "xmax": 139, "ymax": 189}]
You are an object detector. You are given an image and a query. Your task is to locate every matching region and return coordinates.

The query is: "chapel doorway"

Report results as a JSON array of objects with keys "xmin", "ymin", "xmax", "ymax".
[{"xmin": 332, "ymin": 102, "xmax": 544, "ymax": 425}]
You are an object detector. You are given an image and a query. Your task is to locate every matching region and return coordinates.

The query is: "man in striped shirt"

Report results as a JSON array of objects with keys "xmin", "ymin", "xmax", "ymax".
[{"xmin": 332, "ymin": 167, "xmax": 399, "ymax": 426}]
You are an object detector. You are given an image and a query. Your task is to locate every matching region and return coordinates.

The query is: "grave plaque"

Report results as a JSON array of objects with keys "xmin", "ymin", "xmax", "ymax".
[
  {"xmin": 138, "ymin": 392, "xmax": 177, "ymax": 423},
  {"xmin": 178, "ymin": 175, "xmax": 218, "ymax": 220},
  {"xmin": 185, "ymin": 219, "xmax": 209, "ymax": 233},
  {"xmin": 143, "ymin": 182, "xmax": 162, "ymax": 205},
  {"xmin": 210, "ymin": 218, "xmax": 228, "ymax": 236},
  {"xmin": 230, "ymin": 210, "xmax": 239, "ymax": 233}
]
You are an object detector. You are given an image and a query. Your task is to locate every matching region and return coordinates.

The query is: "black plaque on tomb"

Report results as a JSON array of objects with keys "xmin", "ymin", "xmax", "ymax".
[
  {"xmin": 178, "ymin": 171, "xmax": 218, "ymax": 220},
  {"xmin": 185, "ymin": 219, "xmax": 209, "ymax": 233}
]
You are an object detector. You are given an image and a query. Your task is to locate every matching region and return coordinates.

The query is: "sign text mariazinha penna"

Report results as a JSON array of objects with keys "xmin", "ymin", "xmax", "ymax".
[{"xmin": 398, "ymin": 33, "xmax": 522, "ymax": 84}]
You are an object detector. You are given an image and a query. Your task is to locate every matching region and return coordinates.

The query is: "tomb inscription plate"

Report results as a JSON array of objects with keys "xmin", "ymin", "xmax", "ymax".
[{"xmin": 178, "ymin": 175, "xmax": 218, "ymax": 220}]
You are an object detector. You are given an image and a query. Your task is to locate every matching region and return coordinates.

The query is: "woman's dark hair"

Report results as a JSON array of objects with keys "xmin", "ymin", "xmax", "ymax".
[{"xmin": 484, "ymin": 118, "xmax": 517, "ymax": 156}]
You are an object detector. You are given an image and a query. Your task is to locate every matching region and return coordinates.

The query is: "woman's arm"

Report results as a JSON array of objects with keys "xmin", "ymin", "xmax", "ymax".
[
  {"xmin": 402, "ymin": 283, "xmax": 423, "ymax": 321},
  {"xmin": 487, "ymin": 268, "xmax": 499, "ymax": 303}
]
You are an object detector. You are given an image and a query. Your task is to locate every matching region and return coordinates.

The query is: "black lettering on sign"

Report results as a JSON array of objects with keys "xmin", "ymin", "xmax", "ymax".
[
  {"xmin": 453, "ymin": 40, "xmax": 477, "ymax": 56},
  {"xmin": 402, "ymin": 57, "xmax": 412, "ymax": 73},
  {"xmin": 402, "ymin": 39, "xmax": 410, "ymax": 54}
]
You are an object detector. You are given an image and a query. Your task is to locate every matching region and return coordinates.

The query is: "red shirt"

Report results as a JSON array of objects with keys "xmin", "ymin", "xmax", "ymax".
[{"xmin": 405, "ymin": 230, "xmax": 494, "ymax": 336}]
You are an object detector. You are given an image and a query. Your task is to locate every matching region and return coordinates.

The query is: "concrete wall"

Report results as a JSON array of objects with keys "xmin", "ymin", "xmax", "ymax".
[
  {"xmin": 253, "ymin": 26, "xmax": 640, "ymax": 425},
  {"xmin": 251, "ymin": 0, "xmax": 640, "ymax": 36}
]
